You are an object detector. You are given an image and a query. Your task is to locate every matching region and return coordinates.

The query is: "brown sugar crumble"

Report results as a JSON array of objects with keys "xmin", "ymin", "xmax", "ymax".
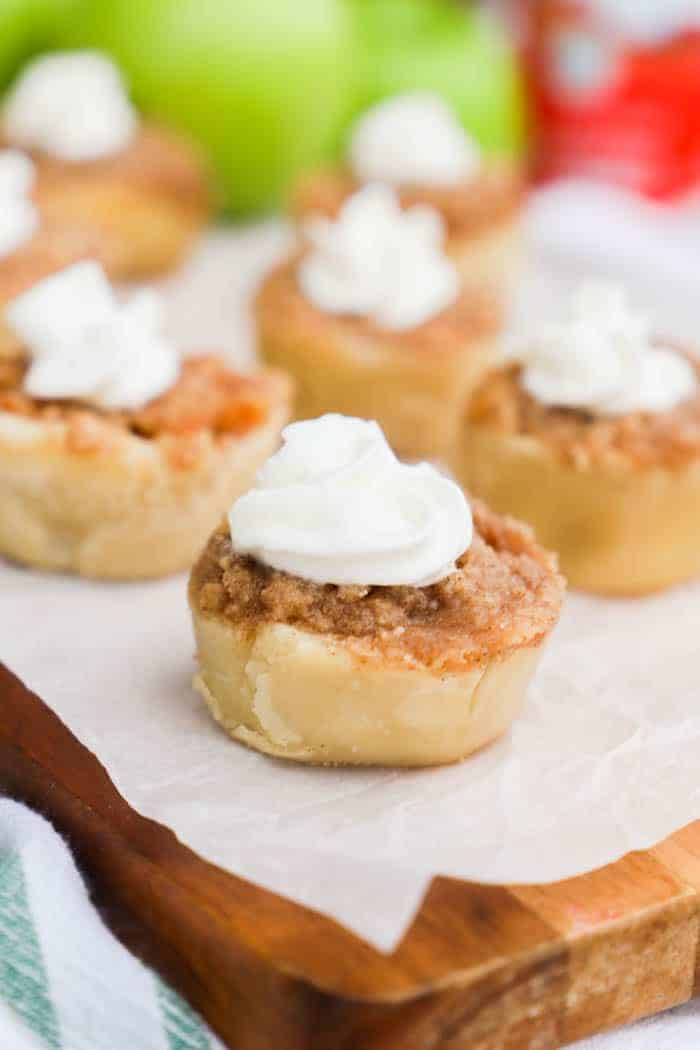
[
  {"xmin": 191, "ymin": 500, "xmax": 565, "ymax": 671},
  {"xmin": 0, "ymin": 126, "xmax": 210, "ymax": 211},
  {"xmin": 468, "ymin": 357, "xmax": 700, "ymax": 471},
  {"xmin": 256, "ymin": 256, "xmax": 503, "ymax": 357},
  {"xmin": 291, "ymin": 160, "xmax": 524, "ymax": 239},
  {"xmin": 0, "ymin": 354, "xmax": 287, "ymax": 462}
]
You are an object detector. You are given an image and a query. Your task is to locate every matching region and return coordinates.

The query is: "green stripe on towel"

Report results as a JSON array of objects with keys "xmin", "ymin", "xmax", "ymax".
[
  {"xmin": 0, "ymin": 850, "xmax": 61, "ymax": 1049},
  {"xmin": 157, "ymin": 980, "xmax": 212, "ymax": 1050}
]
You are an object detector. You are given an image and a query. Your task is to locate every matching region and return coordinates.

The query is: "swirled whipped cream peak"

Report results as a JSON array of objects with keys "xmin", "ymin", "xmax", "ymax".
[
  {"xmin": 6, "ymin": 260, "xmax": 179, "ymax": 411},
  {"xmin": 516, "ymin": 282, "xmax": 698, "ymax": 416},
  {"xmin": 4, "ymin": 51, "xmax": 137, "ymax": 162},
  {"xmin": 349, "ymin": 91, "xmax": 480, "ymax": 187},
  {"xmin": 0, "ymin": 149, "xmax": 39, "ymax": 258},
  {"xmin": 228, "ymin": 414, "xmax": 472, "ymax": 587},
  {"xmin": 298, "ymin": 183, "xmax": 459, "ymax": 331}
]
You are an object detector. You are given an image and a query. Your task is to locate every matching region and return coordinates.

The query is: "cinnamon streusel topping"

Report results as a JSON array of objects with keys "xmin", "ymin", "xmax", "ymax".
[
  {"xmin": 1, "ymin": 126, "xmax": 210, "ymax": 211},
  {"xmin": 0, "ymin": 355, "xmax": 289, "ymax": 464},
  {"xmin": 468, "ymin": 357, "xmax": 700, "ymax": 470},
  {"xmin": 256, "ymin": 256, "xmax": 502, "ymax": 356},
  {"xmin": 190, "ymin": 500, "xmax": 565, "ymax": 672},
  {"xmin": 292, "ymin": 160, "xmax": 524, "ymax": 239}
]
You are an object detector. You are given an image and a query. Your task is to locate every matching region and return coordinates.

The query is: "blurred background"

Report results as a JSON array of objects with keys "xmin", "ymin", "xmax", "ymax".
[
  {"xmin": 2, "ymin": 0, "xmax": 698, "ymax": 215},
  {"xmin": 2, "ymin": 0, "xmax": 698, "ymax": 341},
  {"xmin": 0, "ymin": 0, "xmax": 526, "ymax": 215}
]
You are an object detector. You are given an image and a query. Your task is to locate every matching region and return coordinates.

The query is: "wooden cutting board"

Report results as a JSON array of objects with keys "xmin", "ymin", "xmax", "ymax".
[{"xmin": 1, "ymin": 660, "xmax": 699, "ymax": 1049}]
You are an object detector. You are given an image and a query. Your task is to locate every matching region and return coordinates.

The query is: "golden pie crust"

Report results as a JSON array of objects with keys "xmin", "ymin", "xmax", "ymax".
[
  {"xmin": 459, "ymin": 360, "xmax": 700, "ymax": 595},
  {"xmin": 6, "ymin": 125, "xmax": 212, "ymax": 281},
  {"xmin": 188, "ymin": 501, "xmax": 564, "ymax": 767},
  {"xmin": 255, "ymin": 256, "xmax": 503, "ymax": 462},
  {"xmin": 0, "ymin": 357, "xmax": 291, "ymax": 579},
  {"xmin": 291, "ymin": 160, "xmax": 525, "ymax": 297}
]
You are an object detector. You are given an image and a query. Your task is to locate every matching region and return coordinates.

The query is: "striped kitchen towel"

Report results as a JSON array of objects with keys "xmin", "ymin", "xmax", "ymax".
[{"xmin": 0, "ymin": 798, "xmax": 224, "ymax": 1050}]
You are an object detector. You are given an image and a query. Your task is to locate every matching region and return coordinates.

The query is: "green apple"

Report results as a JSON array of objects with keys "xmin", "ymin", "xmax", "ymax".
[
  {"xmin": 345, "ymin": 0, "xmax": 526, "ymax": 157},
  {"xmin": 0, "ymin": 0, "xmax": 93, "ymax": 89},
  {"xmin": 0, "ymin": 0, "xmax": 43, "ymax": 88},
  {"xmin": 55, "ymin": 0, "xmax": 355, "ymax": 215}
]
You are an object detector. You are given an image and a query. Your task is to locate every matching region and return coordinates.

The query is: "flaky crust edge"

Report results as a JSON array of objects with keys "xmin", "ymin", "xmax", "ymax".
[{"xmin": 0, "ymin": 395, "xmax": 289, "ymax": 579}]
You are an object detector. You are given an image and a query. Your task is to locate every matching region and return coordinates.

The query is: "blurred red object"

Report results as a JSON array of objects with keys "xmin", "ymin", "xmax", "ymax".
[{"xmin": 517, "ymin": 0, "xmax": 700, "ymax": 199}]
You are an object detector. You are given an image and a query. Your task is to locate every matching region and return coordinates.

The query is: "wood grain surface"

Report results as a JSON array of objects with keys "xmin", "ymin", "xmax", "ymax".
[{"xmin": 1, "ymin": 660, "xmax": 698, "ymax": 1049}]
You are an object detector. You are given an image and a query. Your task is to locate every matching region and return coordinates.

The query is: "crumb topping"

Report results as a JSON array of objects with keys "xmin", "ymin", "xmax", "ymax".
[
  {"xmin": 467, "ymin": 356, "xmax": 700, "ymax": 470},
  {"xmin": 291, "ymin": 159, "xmax": 524, "ymax": 239},
  {"xmin": 256, "ymin": 256, "xmax": 503, "ymax": 355},
  {"xmin": 14, "ymin": 126, "xmax": 211, "ymax": 210},
  {"xmin": 0, "ymin": 355, "xmax": 289, "ymax": 463},
  {"xmin": 190, "ymin": 500, "xmax": 565, "ymax": 671},
  {"xmin": 129, "ymin": 356, "xmax": 277, "ymax": 437}
]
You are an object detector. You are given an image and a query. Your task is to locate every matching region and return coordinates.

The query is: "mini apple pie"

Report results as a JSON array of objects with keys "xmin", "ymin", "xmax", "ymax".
[
  {"xmin": 459, "ymin": 283, "xmax": 700, "ymax": 595},
  {"xmin": 257, "ymin": 183, "xmax": 502, "ymax": 461},
  {"xmin": 0, "ymin": 261, "xmax": 290, "ymax": 579},
  {"xmin": 189, "ymin": 415, "xmax": 564, "ymax": 767},
  {"xmin": 292, "ymin": 93, "xmax": 524, "ymax": 299},
  {"xmin": 2, "ymin": 51, "xmax": 211, "ymax": 280}
]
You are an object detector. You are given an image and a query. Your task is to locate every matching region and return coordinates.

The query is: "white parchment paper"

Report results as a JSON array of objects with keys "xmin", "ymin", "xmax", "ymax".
[{"xmin": 2, "ymin": 200, "xmax": 700, "ymax": 953}]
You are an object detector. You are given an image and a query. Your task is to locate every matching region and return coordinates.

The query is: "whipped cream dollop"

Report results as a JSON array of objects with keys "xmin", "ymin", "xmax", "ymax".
[
  {"xmin": 299, "ymin": 183, "xmax": 459, "ymax": 331},
  {"xmin": 349, "ymin": 92, "xmax": 480, "ymax": 187},
  {"xmin": 7, "ymin": 260, "xmax": 179, "ymax": 411},
  {"xmin": 517, "ymin": 282, "xmax": 698, "ymax": 416},
  {"xmin": 4, "ymin": 51, "xmax": 137, "ymax": 162},
  {"xmin": 229, "ymin": 415, "xmax": 472, "ymax": 587},
  {"xmin": 0, "ymin": 150, "xmax": 39, "ymax": 257}
]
